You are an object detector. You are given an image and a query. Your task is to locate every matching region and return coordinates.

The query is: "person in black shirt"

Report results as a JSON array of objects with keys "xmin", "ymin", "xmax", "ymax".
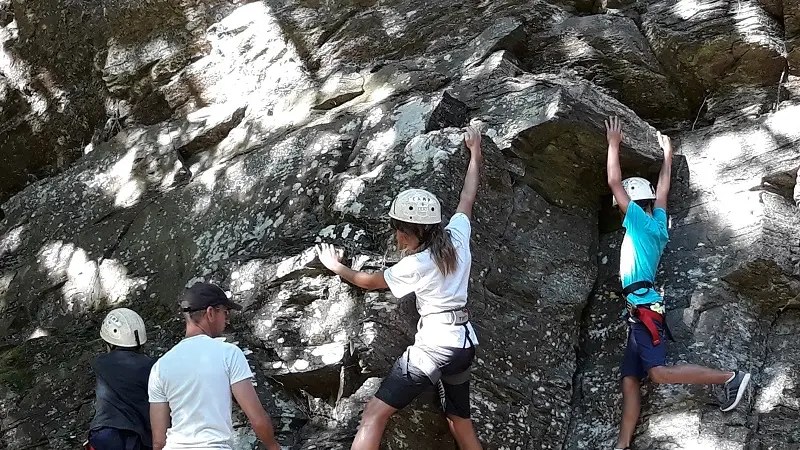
[{"xmin": 87, "ymin": 308, "xmax": 154, "ymax": 450}]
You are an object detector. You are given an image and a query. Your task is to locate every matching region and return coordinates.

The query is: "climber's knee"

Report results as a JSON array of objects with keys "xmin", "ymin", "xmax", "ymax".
[
  {"xmin": 648, "ymin": 365, "xmax": 669, "ymax": 384},
  {"xmin": 360, "ymin": 397, "xmax": 396, "ymax": 426}
]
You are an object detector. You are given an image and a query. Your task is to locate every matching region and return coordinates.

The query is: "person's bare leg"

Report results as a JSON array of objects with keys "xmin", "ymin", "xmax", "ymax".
[
  {"xmin": 616, "ymin": 376, "xmax": 641, "ymax": 449},
  {"xmin": 446, "ymin": 415, "xmax": 482, "ymax": 450},
  {"xmin": 351, "ymin": 397, "xmax": 397, "ymax": 450},
  {"xmin": 648, "ymin": 365, "xmax": 733, "ymax": 385}
]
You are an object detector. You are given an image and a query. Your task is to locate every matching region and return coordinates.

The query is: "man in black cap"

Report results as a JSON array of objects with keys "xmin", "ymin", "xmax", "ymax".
[{"xmin": 147, "ymin": 282, "xmax": 280, "ymax": 450}]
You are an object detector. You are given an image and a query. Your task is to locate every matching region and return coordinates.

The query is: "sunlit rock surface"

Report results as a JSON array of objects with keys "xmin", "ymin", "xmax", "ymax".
[{"xmin": 1, "ymin": 1, "xmax": 799, "ymax": 449}]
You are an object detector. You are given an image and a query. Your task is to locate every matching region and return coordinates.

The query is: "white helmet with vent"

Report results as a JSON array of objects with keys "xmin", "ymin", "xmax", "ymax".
[
  {"xmin": 613, "ymin": 177, "xmax": 656, "ymax": 206},
  {"xmin": 388, "ymin": 189, "xmax": 442, "ymax": 224},
  {"xmin": 100, "ymin": 308, "xmax": 147, "ymax": 348}
]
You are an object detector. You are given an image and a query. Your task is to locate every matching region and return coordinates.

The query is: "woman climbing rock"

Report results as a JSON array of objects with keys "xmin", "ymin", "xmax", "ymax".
[
  {"xmin": 604, "ymin": 116, "xmax": 751, "ymax": 450},
  {"xmin": 316, "ymin": 126, "xmax": 484, "ymax": 450}
]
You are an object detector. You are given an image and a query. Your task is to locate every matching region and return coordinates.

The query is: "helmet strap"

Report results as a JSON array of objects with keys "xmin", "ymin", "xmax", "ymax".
[{"xmin": 134, "ymin": 330, "xmax": 141, "ymax": 347}]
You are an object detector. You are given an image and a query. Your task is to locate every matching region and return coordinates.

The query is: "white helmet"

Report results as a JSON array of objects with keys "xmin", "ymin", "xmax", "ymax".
[
  {"xmin": 613, "ymin": 177, "xmax": 656, "ymax": 206},
  {"xmin": 100, "ymin": 308, "xmax": 147, "ymax": 347},
  {"xmin": 388, "ymin": 189, "xmax": 442, "ymax": 224}
]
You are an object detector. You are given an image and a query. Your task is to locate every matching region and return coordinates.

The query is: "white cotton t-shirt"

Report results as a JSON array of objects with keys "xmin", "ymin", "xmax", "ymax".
[
  {"xmin": 148, "ymin": 334, "xmax": 253, "ymax": 450},
  {"xmin": 383, "ymin": 212, "xmax": 479, "ymax": 348}
]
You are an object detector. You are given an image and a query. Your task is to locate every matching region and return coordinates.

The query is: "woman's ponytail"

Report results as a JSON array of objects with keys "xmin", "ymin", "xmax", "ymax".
[
  {"xmin": 391, "ymin": 218, "xmax": 458, "ymax": 276},
  {"xmin": 424, "ymin": 223, "xmax": 458, "ymax": 276}
]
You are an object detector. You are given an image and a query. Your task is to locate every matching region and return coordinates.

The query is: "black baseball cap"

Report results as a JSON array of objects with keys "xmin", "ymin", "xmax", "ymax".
[{"xmin": 180, "ymin": 282, "xmax": 242, "ymax": 312}]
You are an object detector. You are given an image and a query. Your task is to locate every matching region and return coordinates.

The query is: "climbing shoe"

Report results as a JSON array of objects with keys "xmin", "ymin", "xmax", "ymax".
[{"xmin": 720, "ymin": 371, "xmax": 751, "ymax": 412}]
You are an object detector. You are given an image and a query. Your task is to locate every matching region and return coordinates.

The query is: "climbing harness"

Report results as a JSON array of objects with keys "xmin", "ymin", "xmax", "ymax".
[
  {"xmin": 436, "ymin": 327, "xmax": 475, "ymax": 413},
  {"xmin": 622, "ymin": 281, "xmax": 671, "ymax": 346},
  {"xmin": 417, "ymin": 306, "xmax": 471, "ymax": 350},
  {"xmin": 414, "ymin": 305, "xmax": 474, "ymax": 356},
  {"xmin": 421, "ymin": 307, "xmax": 470, "ymax": 326},
  {"xmin": 622, "ymin": 280, "xmax": 655, "ymax": 297},
  {"xmin": 627, "ymin": 303, "xmax": 666, "ymax": 346}
]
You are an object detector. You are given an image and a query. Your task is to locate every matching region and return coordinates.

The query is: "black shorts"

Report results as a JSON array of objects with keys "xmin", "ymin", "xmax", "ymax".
[{"xmin": 375, "ymin": 344, "xmax": 475, "ymax": 418}]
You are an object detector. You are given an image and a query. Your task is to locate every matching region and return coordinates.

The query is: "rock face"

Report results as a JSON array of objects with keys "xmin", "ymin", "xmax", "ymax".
[
  {"xmin": 525, "ymin": 14, "xmax": 693, "ymax": 125},
  {"xmin": 1, "ymin": 1, "xmax": 799, "ymax": 450},
  {"xmin": 787, "ymin": 0, "xmax": 800, "ymax": 75},
  {"xmin": 0, "ymin": 0, "xmax": 245, "ymax": 204},
  {"xmin": 0, "ymin": 0, "xmax": 103, "ymax": 205},
  {"xmin": 641, "ymin": 0, "xmax": 786, "ymax": 110}
]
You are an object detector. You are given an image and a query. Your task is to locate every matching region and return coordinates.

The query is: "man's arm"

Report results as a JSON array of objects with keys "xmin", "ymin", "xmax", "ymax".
[
  {"xmin": 456, "ymin": 126, "xmax": 483, "ymax": 220},
  {"xmin": 654, "ymin": 131, "xmax": 673, "ymax": 211},
  {"xmin": 315, "ymin": 244, "xmax": 389, "ymax": 290},
  {"xmin": 232, "ymin": 379, "xmax": 280, "ymax": 450},
  {"xmin": 606, "ymin": 116, "xmax": 630, "ymax": 213},
  {"xmin": 150, "ymin": 403, "xmax": 170, "ymax": 450}
]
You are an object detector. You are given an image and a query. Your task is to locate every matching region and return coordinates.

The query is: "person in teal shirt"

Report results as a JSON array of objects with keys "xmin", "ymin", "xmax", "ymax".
[
  {"xmin": 618, "ymin": 199, "xmax": 668, "ymax": 307},
  {"xmin": 605, "ymin": 116, "xmax": 751, "ymax": 450}
]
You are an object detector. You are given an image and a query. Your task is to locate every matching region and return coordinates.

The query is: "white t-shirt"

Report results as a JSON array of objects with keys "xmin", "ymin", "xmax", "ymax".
[
  {"xmin": 148, "ymin": 335, "xmax": 253, "ymax": 450},
  {"xmin": 383, "ymin": 213, "xmax": 479, "ymax": 348}
]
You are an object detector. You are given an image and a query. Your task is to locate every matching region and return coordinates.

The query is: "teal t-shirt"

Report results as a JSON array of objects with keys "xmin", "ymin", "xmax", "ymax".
[{"xmin": 619, "ymin": 202, "xmax": 669, "ymax": 306}]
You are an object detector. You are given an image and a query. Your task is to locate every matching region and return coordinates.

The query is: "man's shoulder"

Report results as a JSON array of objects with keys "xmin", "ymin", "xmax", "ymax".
[
  {"xmin": 155, "ymin": 338, "xmax": 198, "ymax": 362},
  {"xmin": 158, "ymin": 336, "xmax": 243, "ymax": 364},
  {"xmin": 208, "ymin": 336, "xmax": 243, "ymax": 350},
  {"xmin": 184, "ymin": 336, "xmax": 244, "ymax": 356}
]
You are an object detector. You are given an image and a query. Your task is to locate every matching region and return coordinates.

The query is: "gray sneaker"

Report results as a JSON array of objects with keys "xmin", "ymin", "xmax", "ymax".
[{"xmin": 720, "ymin": 371, "xmax": 751, "ymax": 412}]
